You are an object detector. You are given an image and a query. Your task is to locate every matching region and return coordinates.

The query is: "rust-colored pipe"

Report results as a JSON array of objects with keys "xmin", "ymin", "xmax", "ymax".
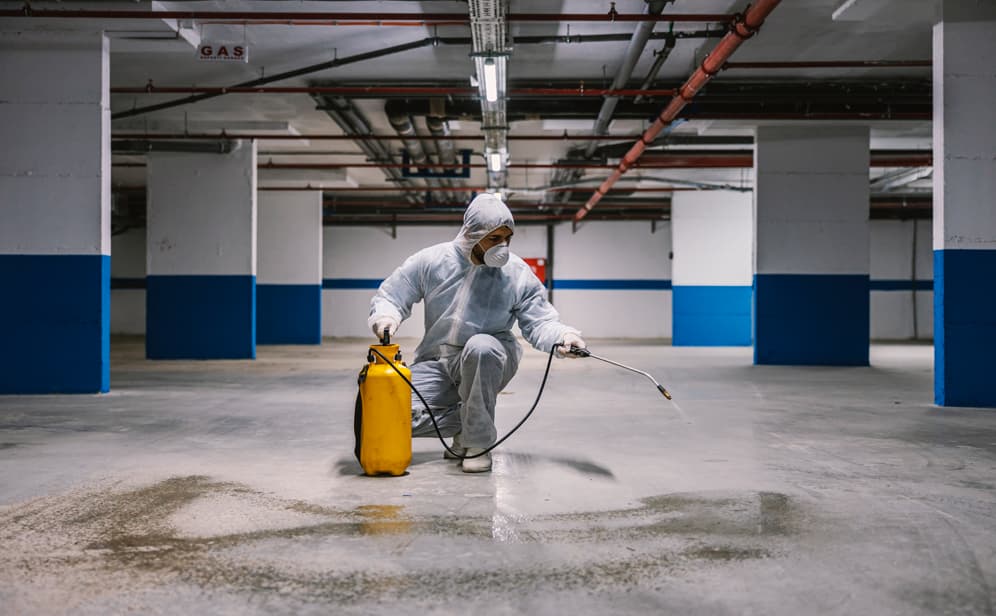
[
  {"xmin": 724, "ymin": 60, "xmax": 930, "ymax": 69},
  {"xmin": 0, "ymin": 9, "xmax": 734, "ymax": 24},
  {"xmin": 116, "ymin": 152, "xmax": 930, "ymax": 169},
  {"xmin": 110, "ymin": 85, "xmax": 676, "ymax": 98},
  {"xmin": 574, "ymin": 0, "xmax": 782, "ymax": 225}
]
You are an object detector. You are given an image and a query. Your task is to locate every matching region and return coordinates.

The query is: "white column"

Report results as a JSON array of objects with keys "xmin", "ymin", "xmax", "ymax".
[
  {"xmin": 146, "ymin": 141, "xmax": 257, "ymax": 359},
  {"xmin": 754, "ymin": 126, "xmax": 870, "ymax": 365},
  {"xmin": 671, "ymin": 190, "xmax": 753, "ymax": 346},
  {"xmin": 0, "ymin": 31, "xmax": 110, "ymax": 393},
  {"xmin": 933, "ymin": 3, "xmax": 996, "ymax": 407},
  {"xmin": 257, "ymin": 191, "xmax": 323, "ymax": 344}
]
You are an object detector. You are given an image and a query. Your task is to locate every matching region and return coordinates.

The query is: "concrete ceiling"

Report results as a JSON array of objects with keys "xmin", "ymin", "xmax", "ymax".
[{"xmin": 1, "ymin": 0, "xmax": 938, "ymax": 222}]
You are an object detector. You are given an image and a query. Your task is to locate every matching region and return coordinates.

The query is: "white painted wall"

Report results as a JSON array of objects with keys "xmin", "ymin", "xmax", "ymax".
[
  {"xmin": 111, "ymin": 212, "xmax": 933, "ymax": 341},
  {"xmin": 322, "ymin": 226, "xmax": 456, "ymax": 338},
  {"xmin": 871, "ymin": 220, "xmax": 934, "ymax": 340},
  {"xmin": 0, "ymin": 31, "xmax": 109, "ymax": 256},
  {"xmin": 258, "ymin": 191, "xmax": 322, "ymax": 284},
  {"xmin": 754, "ymin": 126, "xmax": 870, "ymax": 275},
  {"xmin": 321, "ymin": 221, "xmax": 671, "ymax": 340},
  {"xmin": 672, "ymin": 191, "xmax": 752, "ymax": 286},
  {"xmin": 146, "ymin": 141, "xmax": 257, "ymax": 276},
  {"xmin": 933, "ymin": 20, "xmax": 996, "ymax": 251},
  {"xmin": 111, "ymin": 229, "xmax": 146, "ymax": 334},
  {"xmin": 554, "ymin": 221, "xmax": 672, "ymax": 339}
]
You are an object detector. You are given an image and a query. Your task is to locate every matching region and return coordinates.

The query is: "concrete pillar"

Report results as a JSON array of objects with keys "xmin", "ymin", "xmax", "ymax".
[
  {"xmin": 753, "ymin": 126, "xmax": 870, "ymax": 365},
  {"xmin": 0, "ymin": 32, "xmax": 110, "ymax": 393},
  {"xmin": 257, "ymin": 191, "xmax": 323, "ymax": 344},
  {"xmin": 671, "ymin": 190, "xmax": 753, "ymax": 346},
  {"xmin": 146, "ymin": 142, "xmax": 257, "ymax": 359},
  {"xmin": 933, "ymin": 3, "xmax": 996, "ymax": 407}
]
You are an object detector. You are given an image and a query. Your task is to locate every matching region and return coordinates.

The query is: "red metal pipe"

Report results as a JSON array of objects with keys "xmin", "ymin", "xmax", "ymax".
[
  {"xmin": 110, "ymin": 85, "xmax": 676, "ymax": 98},
  {"xmin": 723, "ymin": 60, "xmax": 931, "ymax": 69},
  {"xmin": 324, "ymin": 200, "xmax": 669, "ymax": 209},
  {"xmin": 323, "ymin": 213, "xmax": 669, "ymax": 224},
  {"xmin": 0, "ymin": 9, "xmax": 734, "ymax": 24},
  {"xmin": 113, "ymin": 132, "xmax": 613, "ymax": 142},
  {"xmin": 575, "ymin": 0, "xmax": 782, "ymax": 224},
  {"xmin": 113, "ymin": 130, "xmax": 928, "ymax": 143},
  {"xmin": 116, "ymin": 152, "xmax": 931, "ymax": 170},
  {"xmin": 685, "ymin": 112, "xmax": 931, "ymax": 121},
  {"xmin": 263, "ymin": 185, "xmax": 699, "ymax": 193}
]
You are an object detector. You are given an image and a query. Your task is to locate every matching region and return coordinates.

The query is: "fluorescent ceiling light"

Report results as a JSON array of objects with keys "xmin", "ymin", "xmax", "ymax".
[
  {"xmin": 488, "ymin": 152, "xmax": 503, "ymax": 172},
  {"xmin": 483, "ymin": 59, "xmax": 498, "ymax": 103}
]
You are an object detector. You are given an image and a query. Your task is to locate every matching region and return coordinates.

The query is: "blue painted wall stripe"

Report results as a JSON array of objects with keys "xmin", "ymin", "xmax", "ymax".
[
  {"xmin": 321, "ymin": 278, "xmax": 674, "ymax": 291},
  {"xmin": 146, "ymin": 275, "xmax": 256, "ymax": 359},
  {"xmin": 139, "ymin": 277, "xmax": 933, "ymax": 293},
  {"xmin": 0, "ymin": 254, "xmax": 109, "ymax": 393},
  {"xmin": 934, "ymin": 249, "xmax": 996, "ymax": 407},
  {"xmin": 257, "ymin": 284, "xmax": 322, "ymax": 345},
  {"xmin": 754, "ymin": 274, "xmax": 870, "ymax": 366},
  {"xmin": 323, "ymin": 278, "xmax": 382, "ymax": 290},
  {"xmin": 673, "ymin": 285, "xmax": 752, "ymax": 346},
  {"xmin": 552, "ymin": 279, "xmax": 673, "ymax": 290},
  {"xmin": 869, "ymin": 280, "xmax": 933, "ymax": 291}
]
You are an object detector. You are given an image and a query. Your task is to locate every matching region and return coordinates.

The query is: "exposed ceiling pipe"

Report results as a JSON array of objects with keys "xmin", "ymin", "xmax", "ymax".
[
  {"xmin": 111, "ymin": 140, "xmax": 234, "ymax": 154},
  {"xmin": 313, "ymin": 96, "xmax": 420, "ymax": 204},
  {"xmin": 871, "ymin": 167, "xmax": 934, "ymax": 192},
  {"xmin": 387, "ymin": 110, "xmax": 456, "ymax": 204},
  {"xmin": 112, "ymin": 36, "xmax": 439, "ymax": 120},
  {"xmin": 113, "ymin": 132, "xmax": 732, "ymax": 142},
  {"xmin": 723, "ymin": 60, "xmax": 931, "ymax": 69},
  {"xmin": 0, "ymin": 8, "xmax": 735, "ymax": 23},
  {"xmin": 111, "ymin": 85, "xmax": 677, "ymax": 98},
  {"xmin": 546, "ymin": 0, "xmax": 669, "ymax": 212},
  {"xmin": 116, "ymin": 153, "xmax": 934, "ymax": 170},
  {"xmin": 575, "ymin": 0, "xmax": 783, "ymax": 227},
  {"xmin": 426, "ymin": 113, "xmax": 469, "ymax": 203},
  {"xmin": 633, "ymin": 34, "xmax": 678, "ymax": 104},
  {"xmin": 584, "ymin": 0, "xmax": 671, "ymax": 159},
  {"xmin": 258, "ymin": 185, "xmax": 700, "ymax": 193}
]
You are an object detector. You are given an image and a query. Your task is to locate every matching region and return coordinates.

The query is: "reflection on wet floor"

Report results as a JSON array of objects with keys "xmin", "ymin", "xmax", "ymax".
[
  {"xmin": 336, "ymin": 451, "xmax": 616, "ymax": 479},
  {"xmin": 0, "ymin": 475, "xmax": 797, "ymax": 605}
]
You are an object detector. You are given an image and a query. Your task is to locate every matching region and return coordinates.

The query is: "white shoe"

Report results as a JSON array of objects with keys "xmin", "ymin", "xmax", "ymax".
[
  {"xmin": 443, "ymin": 433, "xmax": 465, "ymax": 460},
  {"xmin": 461, "ymin": 448, "xmax": 492, "ymax": 473}
]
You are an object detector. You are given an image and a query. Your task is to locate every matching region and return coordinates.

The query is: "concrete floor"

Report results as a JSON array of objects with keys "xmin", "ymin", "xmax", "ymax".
[{"xmin": 1, "ymin": 337, "xmax": 995, "ymax": 615}]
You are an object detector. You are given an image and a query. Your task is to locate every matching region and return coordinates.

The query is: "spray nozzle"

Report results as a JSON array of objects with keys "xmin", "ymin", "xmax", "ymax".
[{"xmin": 568, "ymin": 345, "xmax": 591, "ymax": 357}]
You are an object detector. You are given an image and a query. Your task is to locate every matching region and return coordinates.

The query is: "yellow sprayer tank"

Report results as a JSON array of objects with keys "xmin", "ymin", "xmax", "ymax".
[{"xmin": 354, "ymin": 342, "xmax": 412, "ymax": 476}]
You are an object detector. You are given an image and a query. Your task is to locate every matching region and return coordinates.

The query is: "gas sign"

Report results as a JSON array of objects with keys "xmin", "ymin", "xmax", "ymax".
[{"xmin": 197, "ymin": 43, "xmax": 248, "ymax": 62}]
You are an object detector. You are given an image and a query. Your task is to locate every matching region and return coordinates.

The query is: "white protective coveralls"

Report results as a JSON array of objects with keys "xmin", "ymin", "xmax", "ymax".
[{"xmin": 368, "ymin": 194, "xmax": 580, "ymax": 448}]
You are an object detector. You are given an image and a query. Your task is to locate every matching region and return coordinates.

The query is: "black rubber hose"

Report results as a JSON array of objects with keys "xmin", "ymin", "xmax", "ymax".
[{"xmin": 368, "ymin": 343, "xmax": 562, "ymax": 459}]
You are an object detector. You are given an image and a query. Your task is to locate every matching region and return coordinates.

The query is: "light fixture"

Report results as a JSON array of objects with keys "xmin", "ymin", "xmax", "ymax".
[
  {"xmin": 487, "ymin": 151, "xmax": 503, "ymax": 172},
  {"xmin": 483, "ymin": 58, "xmax": 498, "ymax": 103}
]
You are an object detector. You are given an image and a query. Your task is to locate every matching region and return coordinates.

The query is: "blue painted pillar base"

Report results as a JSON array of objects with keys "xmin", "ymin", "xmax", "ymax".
[
  {"xmin": 0, "ymin": 255, "xmax": 109, "ymax": 393},
  {"xmin": 754, "ymin": 274, "xmax": 869, "ymax": 366},
  {"xmin": 934, "ymin": 250, "xmax": 996, "ymax": 407},
  {"xmin": 146, "ymin": 275, "xmax": 256, "ymax": 359},
  {"xmin": 257, "ymin": 284, "xmax": 322, "ymax": 345},
  {"xmin": 673, "ymin": 286, "xmax": 752, "ymax": 346}
]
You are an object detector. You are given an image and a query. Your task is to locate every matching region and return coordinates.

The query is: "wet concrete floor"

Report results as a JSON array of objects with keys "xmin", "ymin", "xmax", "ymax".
[{"xmin": 1, "ymin": 338, "xmax": 994, "ymax": 614}]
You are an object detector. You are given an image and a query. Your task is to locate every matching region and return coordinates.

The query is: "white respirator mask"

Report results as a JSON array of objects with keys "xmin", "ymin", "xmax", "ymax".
[{"xmin": 482, "ymin": 243, "xmax": 510, "ymax": 268}]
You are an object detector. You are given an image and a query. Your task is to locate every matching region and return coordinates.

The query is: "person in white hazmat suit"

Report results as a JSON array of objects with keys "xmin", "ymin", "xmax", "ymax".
[{"xmin": 368, "ymin": 194, "xmax": 586, "ymax": 473}]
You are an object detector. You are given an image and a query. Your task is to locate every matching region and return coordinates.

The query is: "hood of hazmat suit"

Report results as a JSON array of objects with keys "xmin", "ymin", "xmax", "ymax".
[
  {"xmin": 451, "ymin": 193, "xmax": 515, "ymax": 262},
  {"xmin": 369, "ymin": 194, "xmax": 580, "ymax": 364}
]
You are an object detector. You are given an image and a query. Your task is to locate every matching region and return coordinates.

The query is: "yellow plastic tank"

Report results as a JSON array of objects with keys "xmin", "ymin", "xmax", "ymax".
[{"xmin": 354, "ymin": 343, "xmax": 412, "ymax": 476}]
